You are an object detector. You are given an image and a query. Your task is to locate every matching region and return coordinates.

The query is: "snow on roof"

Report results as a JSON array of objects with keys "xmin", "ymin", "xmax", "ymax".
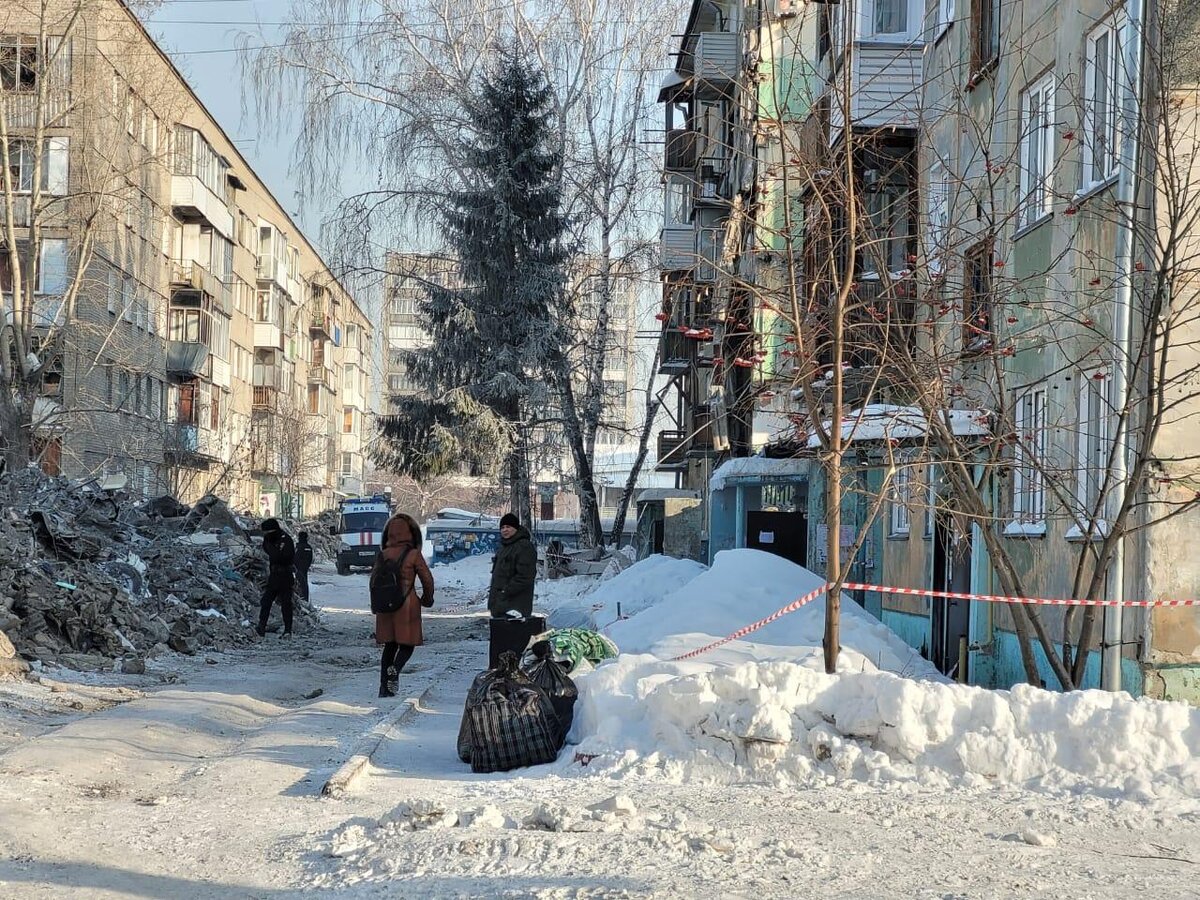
[
  {"xmin": 710, "ymin": 456, "xmax": 810, "ymax": 492},
  {"xmin": 805, "ymin": 405, "xmax": 991, "ymax": 449},
  {"xmin": 636, "ymin": 489, "xmax": 702, "ymax": 503}
]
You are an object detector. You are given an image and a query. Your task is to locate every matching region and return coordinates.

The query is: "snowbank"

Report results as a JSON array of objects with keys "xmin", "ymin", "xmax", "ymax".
[
  {"xmin": 606, "ymin": 549, "xmax": 936, "ymax": 676},
  {"xmin": 431, "ymin": 554, "xmax": 494, "ymax": 596},
  {"xmin": 572, "ymin": 658, "xmax": 1200, "ymax": 806},
  {"xmin": 548, "ymin": 555, "xmax": 708, "ymax": 631},
  {"xmin": 567, "ymin": 549, "xmax": 1200, "ymax": 807}
]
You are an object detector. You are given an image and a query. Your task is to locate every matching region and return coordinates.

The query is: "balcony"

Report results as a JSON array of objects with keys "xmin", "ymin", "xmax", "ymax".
[
  {"xmin": 695, "ymin": 31, "xmax": 739, "ymax": 98},
  {"xmin": 166, "ymin": 341, "xmax": 210, "ymax": 377},
  {"xmin": 658, "ymin": 328, "xmax": 693, "ymax": 376},
  {"xmin": 310, "ymin": 310, "xmax": 333, "ymax": 338},
  {"xmin": 165, "ymin": 423, "xmax": 219, "ymax": 462},
  {"xmin": 665, "ymin": 129, "xmax": 697, "ymax": 171},
  {"xmin": 253, "ymin": 321, "xmax": 283, "ymax": 349},
  {"xmin": 828, "ymin": 45, "xmax": 924, "ymax": 137},
  {"xmin": 656, "ymin": 430, "xmax": 689, "ymax": 471},
  {"xmin": 252, "ymin": 385, "xmax": 279, "ymax": 410},
  {"xmin": 661, "ymin": 226, "xmax": 695, "ymax": 272},
  {"xmin": 695, "ymin": 158, "xmax": 731, "ymax": 206},
  {"xmin": 171, "ymin": 174, "xmax": 234, "ymax": 239},
  {"xmin": 308, "ymin": 365, "xmax": 336, "ymax": 389},
  {"xmin": 170, "ymin": 260, "xmax": 221, "ymax": 300}
]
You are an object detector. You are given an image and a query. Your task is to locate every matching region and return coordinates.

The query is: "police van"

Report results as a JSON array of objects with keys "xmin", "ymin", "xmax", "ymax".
[{"xmin": 335, "ymin": 496, "xmax": 391, "ymax": 574}]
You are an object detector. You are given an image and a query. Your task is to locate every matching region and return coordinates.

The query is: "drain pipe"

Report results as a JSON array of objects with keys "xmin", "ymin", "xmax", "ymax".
[{"xmin": 1104, "ymin": 0, "xmax": 1148, "ymax": 692}]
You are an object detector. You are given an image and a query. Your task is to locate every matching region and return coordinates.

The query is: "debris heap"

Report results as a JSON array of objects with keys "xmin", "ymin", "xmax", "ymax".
[{"xmin": 0, "ymin": 468, "xmax": 320, "ymax": 673}]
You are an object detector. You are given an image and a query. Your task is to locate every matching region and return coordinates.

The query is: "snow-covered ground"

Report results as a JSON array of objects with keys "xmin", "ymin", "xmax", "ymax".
[{"xmin": 0, "ymin": 552, "xmax": 1196, "ymax": 898}]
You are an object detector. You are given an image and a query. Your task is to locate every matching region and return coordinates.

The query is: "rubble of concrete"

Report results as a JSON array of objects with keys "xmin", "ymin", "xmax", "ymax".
[{"xmin": 0, "ymin": 468, "xmax": 321, "ymax": 674}]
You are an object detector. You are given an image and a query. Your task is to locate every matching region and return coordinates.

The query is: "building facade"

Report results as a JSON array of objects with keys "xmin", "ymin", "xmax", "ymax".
[
  {"xmin": 0, "ymin": 0, "xmax": 370, "ymax": 516},
  {"xmin": 655, "ymin": 0, "xmax": 1200, "ymax": 700}
]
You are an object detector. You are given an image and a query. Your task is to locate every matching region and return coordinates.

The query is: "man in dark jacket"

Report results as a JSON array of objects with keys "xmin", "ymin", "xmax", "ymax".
[
  {"xmin": 258, "ymin": 518, "xmax": 296, "ymax": 636},
  {"xmin": 488, "ymin": 513, "xmax": 537, "ymax": 618},
  {"xmin": 294, "ymin": 531, "xmax": 314, "ymax": 602}
]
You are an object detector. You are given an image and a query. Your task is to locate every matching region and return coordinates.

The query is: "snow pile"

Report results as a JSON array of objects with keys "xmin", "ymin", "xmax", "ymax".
[
  {"xmin": 607, "ymin": 549, "xmax": 936, "ymax": 676},
  {"xmin": 431, "ymin": 554, "xmax": 493, "ymax": 597},
  {"xmin": 572, "ymin": 659, "xmax": 1200, "ymax": 805},
  {"xmin": 566, "ymin": 549, "xmax": 1200, "ymax": 806},
  {"xmin": 548, "ymin": 555, "xmax": 707, "ymax": 631}
]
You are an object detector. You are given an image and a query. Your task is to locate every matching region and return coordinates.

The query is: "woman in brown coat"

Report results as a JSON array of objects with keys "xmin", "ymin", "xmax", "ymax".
[{"xmin": 372, "ymin": 513, "xmax": 435, "ymax": 697}]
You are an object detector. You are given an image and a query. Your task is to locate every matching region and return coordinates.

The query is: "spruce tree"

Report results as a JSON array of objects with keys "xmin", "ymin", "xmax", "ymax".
[{"xmin": 375, "ymin": 52, "xmax": 572, "ymax": 526}]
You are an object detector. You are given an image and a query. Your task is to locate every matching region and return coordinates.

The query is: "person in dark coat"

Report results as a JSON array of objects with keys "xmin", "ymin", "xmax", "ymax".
[
  {"xmin": 294, "ymin": 531, "xmax": 314, "ymax": 602},
  {"xmin": 372, "ymin": 513, "xmax": 435, "ymax": 698},
  {"xmin": 257, "ymin": 518, "xmax": 296, "ymax": 637},
  {"xmin": 488, "ymin": 513, "xmax": 537, "ymax": 619}
]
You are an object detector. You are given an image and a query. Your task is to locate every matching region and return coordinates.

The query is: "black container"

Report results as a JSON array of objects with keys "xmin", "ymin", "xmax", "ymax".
[{"xmin": 488, "ymin": 616, "xmax": 546, "ymax": 669}]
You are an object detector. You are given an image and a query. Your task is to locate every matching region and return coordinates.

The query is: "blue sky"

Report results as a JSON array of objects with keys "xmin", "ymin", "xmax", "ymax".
[{"xmin": 145, "ymin": 0, "xmax": 335, "ymax": 239}]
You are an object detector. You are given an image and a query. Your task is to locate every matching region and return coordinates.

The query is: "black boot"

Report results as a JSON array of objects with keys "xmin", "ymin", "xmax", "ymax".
[
  {"xmin": 387, "ymin": 666, "xmax": 400, "ymax": 696},
  {"xmin": 379, "ymin": 679, "xmax": 396, "ymax": 698}
]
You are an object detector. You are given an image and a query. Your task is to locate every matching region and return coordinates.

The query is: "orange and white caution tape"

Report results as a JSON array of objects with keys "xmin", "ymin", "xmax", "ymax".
[{"xmin": 671, "ymin": 581, "xmax": 1200, "ymax": 662}]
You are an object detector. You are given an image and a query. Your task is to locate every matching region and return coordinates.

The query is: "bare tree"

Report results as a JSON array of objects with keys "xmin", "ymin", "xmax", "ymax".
[{"xmin": 242, "ymin": 0, "xmax": 672, "ymax": 545}]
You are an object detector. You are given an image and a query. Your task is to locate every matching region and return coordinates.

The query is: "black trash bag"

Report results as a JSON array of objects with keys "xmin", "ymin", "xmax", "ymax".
[
  {"xmin": 523, "ymin": 641, "xmax": 578, "ymax": 745},
  {"xmin": 456, "ymin": 651, "xmax": 561, "ymax": 773}
]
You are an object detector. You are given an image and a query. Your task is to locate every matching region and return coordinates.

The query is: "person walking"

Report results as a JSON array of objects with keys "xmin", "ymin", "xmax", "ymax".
[
  {"xmin": 488, "ymin": 513, "xmax": 537, "ymax": 619},
  {"xmin": 294, "ymin": 531, "xmax": 314, "ymax": 602},
  {"xmin": 371, "ymin": 513, "xmax": 435, "ymax": 698},
  {"xmin": 257, "ymin": 518, "xmax": 296, "ymax": 637}
]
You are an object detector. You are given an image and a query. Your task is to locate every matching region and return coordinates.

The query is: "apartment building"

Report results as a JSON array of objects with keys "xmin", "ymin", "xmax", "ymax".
[
  {"xmin": 655, "ymin": 0, "xmax": 763, "ymax": 507},
  {"xmin": 381, "ymin": 252, "xmax": 453, "ymax": 405},
  {"xmin": 654, "ymin": 0, "xmax": 1200, "ymax": 698},
  {"xmin": 0, "ymin": 0, "xmax": 371, "ymax": 516}
]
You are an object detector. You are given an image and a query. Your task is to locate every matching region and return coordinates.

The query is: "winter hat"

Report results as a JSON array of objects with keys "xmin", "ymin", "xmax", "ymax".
[
  {"xmin": 261, "ymin": 517, "xmax": 281, "ymax": 533},
  {"xmin": 298, "ymin": 531, "xmax": 309, "ymax": 542},
  {"xmin": 499, "ymin": 513, "xmax": 521, "ymax": 530}
]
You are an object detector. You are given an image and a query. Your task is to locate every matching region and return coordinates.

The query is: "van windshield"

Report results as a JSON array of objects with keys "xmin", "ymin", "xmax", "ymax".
[{"xmin": 339, "ymin": 512, "xmax": 389, "ymax": 533}]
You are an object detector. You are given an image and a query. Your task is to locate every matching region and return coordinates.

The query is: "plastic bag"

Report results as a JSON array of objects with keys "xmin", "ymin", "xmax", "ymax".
[
  {"xmin": 523, "ymin": 642, "xmax": 578, "ymax": 744},
  {"xmin": 456, "ymin": 651, "xmax": 561, "ymax": 773}
]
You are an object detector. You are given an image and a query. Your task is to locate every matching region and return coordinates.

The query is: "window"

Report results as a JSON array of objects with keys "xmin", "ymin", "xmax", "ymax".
[
  {"xmin": 970, "ymin": 0, "xmax": 1000, "ymax": 72},
  {"xmin": 39, "ymin": 239, "xmax": 68, "ymax": 294},
  {"xmin": 307, "ymin": 384, "xmax": 321, "ymax": 415},
  {"xmin": 1084, "ymin": 17, "xmax": 1123, "ymax": 188},
  {"xmin": 105, "ymin": 365, "xmax": 113, "ymax": 407},
  {"xmin": 210, "ymin": 384, "xmax": 221, "ymax": 430},
  {"xmin": 1077, "ymin": 368, "xmax": 1112, "ymax": 517},
  {"xmin": 341, "ymin": 452, "xmax": 353, "ymax": 477},
  {"xmin": 0, "ymin": 35, "xmax": 39, "ymax": 91},
  {"xmin": 106, "ymin": 268, "xmax": 117, "ymax": 314},
  {"xmin": 963, "ymin": 239, "xmax": 993, "ymax": 352},
  {"xmin": 862, "ymin": 182, "xmax": 910, "ymax": 275},
  {"xmin": 664, "ymin": 176, "xmax": 691, "ymax": 228},
  {"xmin": 1019, "ymin": 74, "xmax": 1055, "ymax": 228},
  {"xmin": 1013, "ymin": 388, "xmax": 1047, "ymax": 525},
  {"xmin": 343, "ymin": 408, "xmax": 354, "ymax": 434},
  {"xmin": 935, "ymin": 0, "xmax": 955, "ymax": 34},
  {"xmin": 177, "ymin": 381, "xmax": 198, "ymax": 426},
  {"xmin": 925, "ymin": 465, "xmax": 937, "ymax": 537},
  {"xmin": 889, "ymin": 454, "xmax": 913, "ymax": 536},
  {"xmin": 117, "ymin": 370, "xmax": 130, "ymax": 412},
  {"xmin": 5, "ymin": 139, "xmax": 68, "ymax": 194},
  {"xmin": 872, "ymin": 0, "xmax": 908, "ymax": 36},
  {"xmin": 927, "ymin": 163, "xmax": 950, "ymax": 273}
]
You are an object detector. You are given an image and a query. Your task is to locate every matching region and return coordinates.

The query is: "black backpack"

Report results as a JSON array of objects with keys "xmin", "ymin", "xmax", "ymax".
[{"xmin": 370, "ymin": 547, "xmax": 417, "ymax": 615}]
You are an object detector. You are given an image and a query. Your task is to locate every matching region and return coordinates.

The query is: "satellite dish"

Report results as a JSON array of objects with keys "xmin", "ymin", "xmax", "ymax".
[{"xmin": 100, "ymin": 473, "xmax": 129, "ymax": 492}]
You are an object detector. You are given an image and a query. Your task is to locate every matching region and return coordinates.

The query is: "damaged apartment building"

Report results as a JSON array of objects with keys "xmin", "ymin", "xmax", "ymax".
[{"xmin": 0, "ymin": 0, "xmax": 372, "ymax": 516}]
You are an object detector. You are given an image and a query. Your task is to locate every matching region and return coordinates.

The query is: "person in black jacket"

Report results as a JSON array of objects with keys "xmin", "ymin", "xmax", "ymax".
[
  {"xmin": 257, "ymin": 518, "xmax": 296, "ymax": 637},
  {"xmin": 294, "ymin": 531, "xmax": 314, "ymax": 602},
  {"xmin": 488, "ymin": 513, "xmax": 538, "ymax": 619}
]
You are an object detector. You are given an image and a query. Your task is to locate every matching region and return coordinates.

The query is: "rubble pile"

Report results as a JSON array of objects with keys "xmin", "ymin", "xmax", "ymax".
[
  {"xmin": 285, "ymin": 508, "xmax": 341, "ymax": 560},
  {"xmin": 0, "ymin": 469, "xmax": 320, "ymax": 673}
]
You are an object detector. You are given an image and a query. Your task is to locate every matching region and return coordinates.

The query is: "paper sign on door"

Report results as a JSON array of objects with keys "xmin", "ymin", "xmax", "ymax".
[{"xmin": 759, "ymin": 531, "xmax": 775, "ymax": 544}]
